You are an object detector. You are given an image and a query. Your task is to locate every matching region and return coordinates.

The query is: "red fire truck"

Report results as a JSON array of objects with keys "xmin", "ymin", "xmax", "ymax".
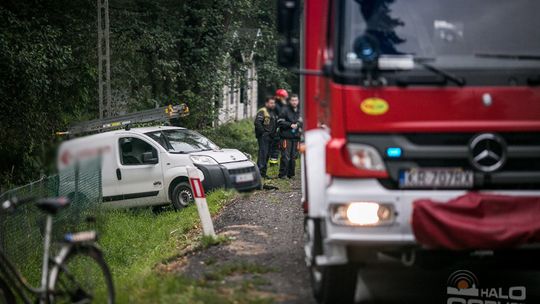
[{"xmin": 278, "ymin": 0, "xmax": 540, "ymax": 303}]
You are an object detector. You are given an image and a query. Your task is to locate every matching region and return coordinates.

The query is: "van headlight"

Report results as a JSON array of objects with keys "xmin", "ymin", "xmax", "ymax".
[
  {"xmin": 347, "ymin": 144, "xmax": 386, "ymax": 171},
  {"xmin": 331, "ymin": 202, "xmax": 394, "ymax": 226},
  {"xmin": 190, "ymin": 155, "xmax": 218, "ymax": 165}
]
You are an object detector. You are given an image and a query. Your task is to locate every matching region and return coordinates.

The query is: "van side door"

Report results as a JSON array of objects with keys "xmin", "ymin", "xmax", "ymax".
[{"xmin": 106, "ymin": 136, "xmax": 165, "ymax": 207}]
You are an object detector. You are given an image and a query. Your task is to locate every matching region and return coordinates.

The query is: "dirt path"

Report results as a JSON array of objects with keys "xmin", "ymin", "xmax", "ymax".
[{"xmin": 166, "ymin": 175, "xmax": 315, "ymax": 303}]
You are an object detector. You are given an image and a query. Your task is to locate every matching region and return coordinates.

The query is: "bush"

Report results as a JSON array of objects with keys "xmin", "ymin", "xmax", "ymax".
[{"xmin": 201, "ymin": 120, "xmax": 258, "ymax": 158}]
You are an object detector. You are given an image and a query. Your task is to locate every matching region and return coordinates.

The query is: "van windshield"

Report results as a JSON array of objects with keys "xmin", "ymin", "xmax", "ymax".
[
  {"xmin": 342, "ymin": 0, "xmax": 540, "ymax": 69},
  {"xmin": 145, "ymin": 129, "xmax": 219, "ymax": 153}
]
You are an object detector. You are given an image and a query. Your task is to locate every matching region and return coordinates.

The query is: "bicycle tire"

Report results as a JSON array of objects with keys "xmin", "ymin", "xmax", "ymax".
[{"xmin": 48, "ymin": 244, "xmax": 115, "ymax": 304}]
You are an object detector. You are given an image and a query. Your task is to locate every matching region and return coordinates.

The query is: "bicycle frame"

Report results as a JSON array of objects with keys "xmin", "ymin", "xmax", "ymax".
[{"xmin": 0, "ymin": 214, "xmax": 60, "ymax": 304}]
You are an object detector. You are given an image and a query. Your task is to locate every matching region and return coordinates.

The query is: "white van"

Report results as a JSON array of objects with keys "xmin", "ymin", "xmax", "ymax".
[{"xmin": 57, "ymin": 126, "xmax": 261, "ymax": 209}]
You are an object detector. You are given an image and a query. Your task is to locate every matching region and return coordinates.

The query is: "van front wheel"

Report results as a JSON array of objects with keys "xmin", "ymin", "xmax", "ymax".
[{"xmin": 171, "ymin": 182, "xmax": 194, "ymax": 209}]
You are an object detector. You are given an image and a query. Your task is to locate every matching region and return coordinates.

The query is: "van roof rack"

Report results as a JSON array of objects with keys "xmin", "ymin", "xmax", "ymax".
[{"xmin": 57, "ymin": 104, "xmax": 189, "ymax": 136}]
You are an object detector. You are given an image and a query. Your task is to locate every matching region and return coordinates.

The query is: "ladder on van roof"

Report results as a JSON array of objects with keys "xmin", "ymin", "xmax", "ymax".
[{"xmin": 58, "ymin": 104, "xmax": 189, "ymax": 136}]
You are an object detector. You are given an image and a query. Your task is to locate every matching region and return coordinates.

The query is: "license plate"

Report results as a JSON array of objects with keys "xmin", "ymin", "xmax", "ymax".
[
  {"xmin": 399, "ymin": 168, "xmax": 473, "ymax": 189},
  {"xmin": 235, "ymin": 173, "xmax": 254, "ymax": 183}
]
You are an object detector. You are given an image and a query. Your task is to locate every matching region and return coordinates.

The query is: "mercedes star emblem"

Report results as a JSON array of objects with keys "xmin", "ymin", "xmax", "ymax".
[{"xmin": 469, "ymin": 133, "xmax": 507, "ymax": 172}]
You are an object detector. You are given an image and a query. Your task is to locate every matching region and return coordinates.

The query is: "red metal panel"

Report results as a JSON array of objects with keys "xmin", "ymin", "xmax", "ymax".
[
  {"xmin": 303, "ymin": 0, "xmax": 540, "ymax": 180},
  {"xmin": 303, "ymin": 0, "xmax": 328, "ymax": 130},
  {"xmin": 338, "ymin": 85, "xmax": 540, "ymax": 133}
]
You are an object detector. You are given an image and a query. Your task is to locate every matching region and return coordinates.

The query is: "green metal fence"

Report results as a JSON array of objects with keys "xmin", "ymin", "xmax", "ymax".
[{"xmin": 0, "ymin": 158, "xmax": 102, "ymax": 285}]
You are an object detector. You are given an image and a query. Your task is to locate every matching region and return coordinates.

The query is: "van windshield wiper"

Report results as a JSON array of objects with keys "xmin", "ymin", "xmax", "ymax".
[
  {"xmin": 396, "ymin": 60, "xmax": 466, "ymax": 87},
  {"xmin": 475, "ymin": 53, "xmax": 540, "ymax": 61}
]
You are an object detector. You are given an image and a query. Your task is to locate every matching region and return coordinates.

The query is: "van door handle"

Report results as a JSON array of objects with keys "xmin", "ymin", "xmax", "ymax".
[{"xmin": 116, "ymin": 168, "xmax": 122, "ymax": 180}]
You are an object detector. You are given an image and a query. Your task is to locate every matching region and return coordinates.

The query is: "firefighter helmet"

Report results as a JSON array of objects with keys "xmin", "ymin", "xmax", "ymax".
[{"xmin": 275, "ymin": 89, "xmax": 289, "ymax": 99}]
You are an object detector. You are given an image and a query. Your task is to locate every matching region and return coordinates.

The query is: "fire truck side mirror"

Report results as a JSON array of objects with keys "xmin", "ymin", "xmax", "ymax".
[
  {"xmin": 277, "ymin": 0, "xmax": 299, "ymax": 35},
  {"xmin": 277, "ymin": 0, "xmax": 299, "ymax": 68}
]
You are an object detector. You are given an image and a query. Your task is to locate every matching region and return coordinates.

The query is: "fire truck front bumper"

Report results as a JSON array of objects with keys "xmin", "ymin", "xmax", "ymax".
[{"xmin": 317, "ymin": 178, "xmax": 540, "ymax": 266}]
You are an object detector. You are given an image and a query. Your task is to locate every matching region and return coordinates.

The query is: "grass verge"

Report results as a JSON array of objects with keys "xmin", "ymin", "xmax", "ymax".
[{"xmin": 97, "ymin": 189, "xmax": 240, "ymax": 303}]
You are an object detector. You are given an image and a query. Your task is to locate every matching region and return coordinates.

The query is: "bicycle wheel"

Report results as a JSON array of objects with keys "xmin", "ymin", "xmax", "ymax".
[{"xmin": 49, "ymin": 244, "xmax": 114, "ymax": 304}]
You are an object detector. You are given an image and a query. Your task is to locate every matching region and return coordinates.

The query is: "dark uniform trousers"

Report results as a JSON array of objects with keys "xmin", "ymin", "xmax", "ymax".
[
  {"xmin": 269, "ymin": 136, "xmax": 280, "ymax": 160},
  {"xmin": 257, "ymin": 135, "xmax": 272, "ymax": 177},
  {"xmin": 279, "ymin": 139, "xmax": 299, "ymax": 178}
]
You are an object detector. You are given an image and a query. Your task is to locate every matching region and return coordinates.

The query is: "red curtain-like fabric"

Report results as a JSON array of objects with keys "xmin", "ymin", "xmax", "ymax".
[{"xmin": 412, "ymin": 193, "xmax": 540, "ymax": 250}]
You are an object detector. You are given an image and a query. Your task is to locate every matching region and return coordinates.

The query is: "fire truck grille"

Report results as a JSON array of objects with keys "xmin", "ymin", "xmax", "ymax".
[{"xmin": 348, "ymin": 132, "xmax": 540, "ymax": 190}]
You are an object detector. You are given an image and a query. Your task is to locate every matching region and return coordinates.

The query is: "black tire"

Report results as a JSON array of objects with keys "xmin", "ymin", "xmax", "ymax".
[
  {"xmin": 49, "ymin": 245, "xmax": 115, "ymax": 304},
  {"xmin": 312, "ymin": 265, "xmax": 358, "ymax": 304},
  {"xmin": 0, "ymin": 278, "xmax": 15, "ymax": 304},
  {"xmin": 171, "ymin": 182, "xmax": 194, "ymax": 210},
  {"xmin": 305, "ymin": 219, "xmax": 358, "ymax": 304}
]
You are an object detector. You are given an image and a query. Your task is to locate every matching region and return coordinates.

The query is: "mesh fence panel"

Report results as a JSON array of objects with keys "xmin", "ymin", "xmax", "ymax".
[{"xmin": 0, "ymin": 158, "xmax": 102, "ymax": 286}]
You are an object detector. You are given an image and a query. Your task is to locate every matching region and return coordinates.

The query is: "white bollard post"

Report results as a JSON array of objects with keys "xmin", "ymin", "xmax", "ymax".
[{"xmin": 187, "ymin": 166, "xmax": 216, "ymax": 237}]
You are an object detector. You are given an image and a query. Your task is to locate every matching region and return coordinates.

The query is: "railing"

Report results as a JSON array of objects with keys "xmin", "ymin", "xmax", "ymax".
[{"xmin": 0, "ymin": 158, "xmax": 102, "ymax": 285}]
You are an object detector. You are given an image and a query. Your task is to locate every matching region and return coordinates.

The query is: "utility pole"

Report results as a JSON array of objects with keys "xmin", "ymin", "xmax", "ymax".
[{"xmin": 97, "ymin": 0, "xmax": 112, "ymax": 118}]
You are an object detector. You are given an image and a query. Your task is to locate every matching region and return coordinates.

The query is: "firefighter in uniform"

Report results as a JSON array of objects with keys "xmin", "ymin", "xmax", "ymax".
[
  {"xmin": 254, "ymin": 96, "xmax": 277, "ymax": 178},
  {"xmin": 277, "ymin": 94, "xmax": 302, "ymax": 179},
  {"xmin": 269, "ymin": 89, "xmax": 289, "ymax": 165}
]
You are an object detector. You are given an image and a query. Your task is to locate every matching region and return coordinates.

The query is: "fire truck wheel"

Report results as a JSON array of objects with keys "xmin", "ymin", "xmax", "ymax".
[
  {"xmin": 305, "ymin": 218, "xmax": 358, "ymax": 304},
  {"xmin": 311, "ymin": 263, "xmax": 358, "ymax": 303},
  {"xmin": 171, "ymin": 182, "xmax": 194, "ymax": 209}
]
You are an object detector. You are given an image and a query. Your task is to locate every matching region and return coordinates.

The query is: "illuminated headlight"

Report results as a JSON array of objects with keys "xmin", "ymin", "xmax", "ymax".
[
  {"xmin": 347, "ymin": 144, "xmax": 386, "ymax": 171},
  {"xmin": 331, "ymin": 202, "xmax": 394, "ymax": 226},
  {"xmin": 190, "ymin": 155, "xmax": 218, "ymax": 165}
]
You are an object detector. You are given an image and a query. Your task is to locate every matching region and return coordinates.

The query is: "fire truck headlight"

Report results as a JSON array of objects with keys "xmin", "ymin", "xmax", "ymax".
[
  {"xmin": 331, "ymin": 202, "xmax": 394, "ymax": 226},
  {"xmin": 347, "ymin": 144, "xmax": 386, "ymax": 171}
]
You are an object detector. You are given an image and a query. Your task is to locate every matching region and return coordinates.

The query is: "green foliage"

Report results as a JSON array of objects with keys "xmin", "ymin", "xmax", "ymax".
[
  {"xmin": 201, "ymin": 119, "xmax": 258, "ymax": 158},
  {"xmin": 0, "ymin": 0, "xmax": 97, "ymax": 188},
  {"xmin": 0, "ymin": 0, "xmax": 293, "ymax": 189}
]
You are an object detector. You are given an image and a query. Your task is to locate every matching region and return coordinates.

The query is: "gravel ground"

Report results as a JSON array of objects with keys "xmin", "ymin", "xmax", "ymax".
[
  {"xmin": 159, "ymin": 172, "xmax": 540, "ymax": 304},
  {"xmin": 167, "ymin": 174, "xmax": 315, "ymax": 303}
]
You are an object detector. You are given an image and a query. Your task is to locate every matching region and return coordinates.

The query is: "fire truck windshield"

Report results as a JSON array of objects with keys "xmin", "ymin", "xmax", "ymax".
[{"xmin": 342, "ymin": 0, "xmax": 540, "ymax": 70}]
